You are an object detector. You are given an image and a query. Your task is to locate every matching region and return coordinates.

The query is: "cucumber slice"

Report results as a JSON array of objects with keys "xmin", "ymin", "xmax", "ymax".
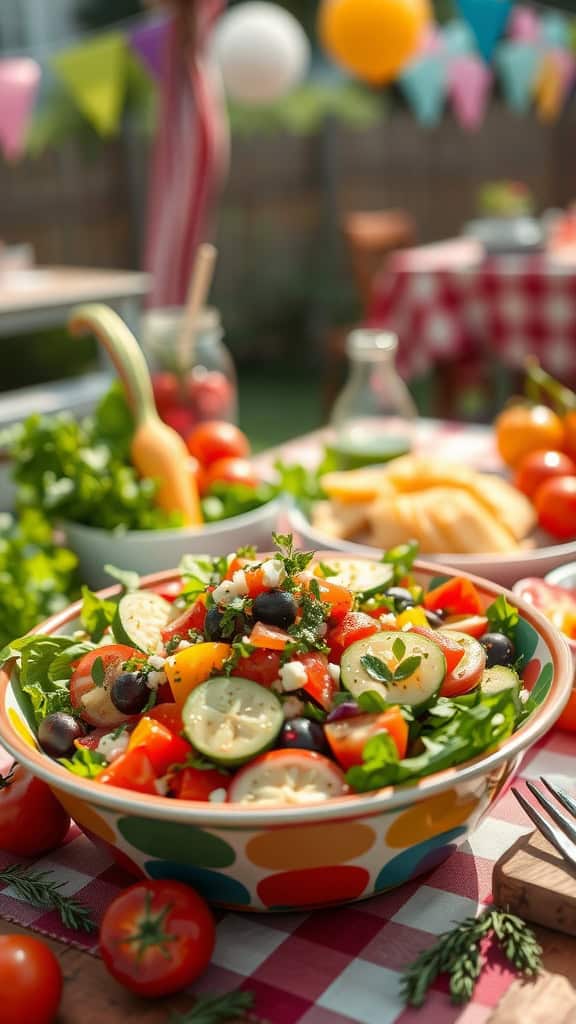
[
  {"xmin": 314, "ymin": 558, "xmax": 393, "ymax": 598},
  {"xmin": 341, "ymin": 631, "xmax": 447, "ymax": 707},
  {"xmin": 481, "ymin": 665, "xmax": 521, "ymax": 702},
  {"xmin": 182, "ymin": 676, "xmax": 283, "ymax": 767},
  {"xmin": 113, "ymin": 591, "xmax": 172, "ymax": 653}
]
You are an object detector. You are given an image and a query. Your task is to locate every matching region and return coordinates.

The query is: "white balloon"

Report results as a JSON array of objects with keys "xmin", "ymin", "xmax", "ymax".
[{"xmin": 211, "ymin": 2, "xmax": 310, "ymax": 106}]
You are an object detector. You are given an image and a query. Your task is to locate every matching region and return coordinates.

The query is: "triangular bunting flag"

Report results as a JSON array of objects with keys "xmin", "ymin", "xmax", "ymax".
[
  {"xmin": 496, "ymin": 40, "xmax": 540, "ymax": 113},
  {"xmin": 128, "ymin": 17, "xmax": 170, "ymax": 82},
  {"xmin": 449, "ymin": 54, "xmax": 493, "ymax": 131},
  {"xmin": 508, "ymin": 6, "xmax": 540, "ymax": 44},
  {"xmin": 400, "ymin": 54, "xmax": 448, "ymax": 126},
  {"xmin": 456, "ymin": 0, "xmax": 513, "ymax": 63},
  {"xmin": 52, "ymin": 33, "xmax": 127, "ymax": 136},
  {"xmin": 0, "ymin": 58, "xmax": 41, "ymax": 160}
]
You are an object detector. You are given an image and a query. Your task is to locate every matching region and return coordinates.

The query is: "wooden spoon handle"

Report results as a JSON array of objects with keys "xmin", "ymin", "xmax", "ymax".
[{"xmin": 69, "ymin": 304, "xmax": 157, "ymax": 425}]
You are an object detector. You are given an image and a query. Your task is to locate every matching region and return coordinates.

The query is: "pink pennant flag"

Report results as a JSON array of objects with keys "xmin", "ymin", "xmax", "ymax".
[
  {"xmin": 550, "ymin": 47, "xmax": 576, "ymax": 103},
  {"xmin": 418, "ymin": 24, "xmax": 442, "ymax": 57},
  {"xmin": 0, "ymin": 58, "xmax": 41, "ymax": 160},
  {"xmin": 449, "ymin": 54, "xmax": 493, "ymax": 131},
  {"xmin": 508, "ymin": 6, "xmax": 540, "ymax": 44}
]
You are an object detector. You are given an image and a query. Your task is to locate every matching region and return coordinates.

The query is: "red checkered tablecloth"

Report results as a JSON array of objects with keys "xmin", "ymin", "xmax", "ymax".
[{"xmin": 367, "ymin": 239, "xmax": 576, "ymax": 382}]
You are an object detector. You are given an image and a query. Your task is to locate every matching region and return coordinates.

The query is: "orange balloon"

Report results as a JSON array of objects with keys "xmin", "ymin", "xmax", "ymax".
[{"xmin": 318, "ymin": 0, "xmax": 429, "ymax": 85}]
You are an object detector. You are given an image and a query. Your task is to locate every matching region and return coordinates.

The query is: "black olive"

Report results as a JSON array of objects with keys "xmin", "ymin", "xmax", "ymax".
[
  {"xmin": 424, "ymin": 609, "xmax": 445, "ymax": 629},
  {"xmin": 385, "ymin": 586, "xmax": 416, "ymax": 612},
  {"xmin": 277, "ymin": 717, "xmax": 329, "ymax": 754},
  {"xmin": 204, "ymin": 607, "xmax": 250, "ymax": 641},
  {"xmin": 252, "ymin": 590, "xmax": 298, "ymax": 630},
  {"xmin": 479, "ymin": 632, "xmax": 516, "ymax": 668},
  {"xmin": 110, "ymin": 672, "xmax": 150, "ymax": 715},
  {"xmin": 38, "ymin": 712, "xmax": 86, "ymax": 759}
]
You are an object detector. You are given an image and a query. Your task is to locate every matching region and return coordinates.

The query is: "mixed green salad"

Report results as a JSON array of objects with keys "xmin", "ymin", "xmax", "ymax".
[{"xmin": 1, "ymin": 537, "xmax": 548, "ymax": 806}]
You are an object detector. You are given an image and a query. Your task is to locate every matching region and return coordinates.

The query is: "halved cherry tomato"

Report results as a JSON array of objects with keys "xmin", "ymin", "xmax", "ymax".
[
  {"xmin": 424, "ymin": 577, "xmax": 483, "ymax": 617},
  {"xmin": 325, "ymin": 707, "xmax": 408, "ymax": 771},
  {"xmin": 249, "ymin": 621, "xmax": 290, "ymax": 650},
  {"xmin": 70, "ymin": 644, "xmax": 144, "ymax": 728},
  {"xmin": 161, "ymin": 597, "xmax": 207, "ymax": 645},
  {"xmin": 327, "ymin": 611, "xmax": 380, "ymax": 662},
  {"xmin": 99, "ymin": 880, "xmax": 215, "ymax": 998},
  {"xmin": 439, "ymin": 631, "xmax": 486, "ymax": 697},
  {"xmin": 148, "ymin": 702, "xmax": 183, "ymax": 734},
  {"xmin": 295, "ymin": 651, "xmax": 337, "ymax": 709},
  {"xmin": 411, "ymin": 626, "xmax": 466, "ymax": 673},
  {"xmin": 231, "ymin": 648, "xmax": 281, "ymax": 686},
  {"xmin": 171, "ymin": 766, "xmax": 230, "ymax": 801},
  {"xmin": 128, "ymin": 718, "xmax": 191, "ymax": 776},
  {"xmin": 300, "ymin": 576, "xmax": 353, "ymax": 622},
  {"xmin": 0, "ymin": 762, "xmax": 70, "ymax": 857},
  {"xmin": 0, "ymin": 935, "xmax": 62, "ymax": 1024},
  {"xmin": 98, "ymin": 747, "xmax": 157, "ymax": 794},
  {"xmin": 441, "ymin": 614, "xmax": 489, "ymax": 639}
]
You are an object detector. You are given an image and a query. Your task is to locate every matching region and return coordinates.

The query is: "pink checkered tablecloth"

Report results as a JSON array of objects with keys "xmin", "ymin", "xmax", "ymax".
[
  {"xmin": 1, "ymin": 732, "xmax": 574, "ymax": 1024},
  {"xmin": 367, "ymin": 239, "xmax": 576, "ymax": 382}
]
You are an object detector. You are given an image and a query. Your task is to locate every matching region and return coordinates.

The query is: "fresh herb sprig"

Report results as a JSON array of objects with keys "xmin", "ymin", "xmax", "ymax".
[
  {"xmin": 486, "ymin": 595, "xmax": 519, "ymax": 641},
  {"xmin": 271, "ymin": 533, "xmax": 314, "ymax": 588},
  {"xmin": 401, "ymin": 907, "xmax": 541, "ymax": 1007},
  {"xmin": 360, "ymin": 638, "xmax": 422, "ymax": 684},
  {"xmin": 0, "ymin": 864, "xmax": 95, "ymax": 932},
  {"xmin": 168, "ymin": 990, "xmax": 264, "ymax": 1024}
]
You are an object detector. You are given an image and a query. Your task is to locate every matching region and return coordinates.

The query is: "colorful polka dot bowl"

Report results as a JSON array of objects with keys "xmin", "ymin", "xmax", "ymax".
[{"xmin": 0, "ymin": 558, "xmax": 572, "ymax": 913}]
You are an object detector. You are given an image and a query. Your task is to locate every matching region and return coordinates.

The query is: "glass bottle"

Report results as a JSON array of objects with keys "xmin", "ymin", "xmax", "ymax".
[
  {"xmin": 329, "ymin": 329, "xmax": 417, "ymax": 469},
  {"xmin": 142, "ymin": 306, "xmax": 238, "ymax": 437}
]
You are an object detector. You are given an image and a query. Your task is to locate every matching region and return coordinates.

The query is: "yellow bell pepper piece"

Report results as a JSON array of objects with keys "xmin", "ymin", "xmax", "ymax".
[
  {"xmin": 396, "ymin": 606, "xmax": 428, "ymax": 629},
  {"xmin": 165, "ymin": 642, "xmax": 231, "ymax": 709}
]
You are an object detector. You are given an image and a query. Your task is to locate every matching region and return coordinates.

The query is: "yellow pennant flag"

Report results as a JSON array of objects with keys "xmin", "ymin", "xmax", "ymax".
[
  {"xmin": 51, "ymin": 32, "xmax": 127, "ymax": 136},
  {"xmin": 534, "ymin": 52, "xmax": 563, "ymax": 122}
]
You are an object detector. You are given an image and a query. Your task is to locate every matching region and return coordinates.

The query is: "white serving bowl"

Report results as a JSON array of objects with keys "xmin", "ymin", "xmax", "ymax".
[{"xmin": 60, "ymin": 498, "xmax": 283, "ymax": 588}]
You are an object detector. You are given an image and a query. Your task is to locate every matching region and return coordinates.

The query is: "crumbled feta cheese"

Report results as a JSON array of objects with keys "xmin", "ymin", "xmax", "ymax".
[
  {"xmin": 282, "ymin": 696, "xmax": 305, "ymax": 720},
  {"xmin": 328, "ymin": 663, "xmax": 341, "ymax": 684},
  {"xmin": 279, "ymin": 661, "xmax": 309, "ymax": 692},
  {"xmin": 261, "ymin": 559, "xmax": 286, "ymax": 589},
  {"xmin": 177, "ymin": 640, "xmax": 191, "ymax": 651},
  {"xmin": 492, "ymin": 713, "xmax": 505, "ymax": 727},
  {"xmin": 212, "ymin": 574, "xmax": 248, "ymax": 606},
  {"xmin": 231, "ymin": 569, "xmax": 249, "ymax": 595},
  {"xmin": 147, "ymin": 669, "xmax": 167, "ymax": 690},
  {"xmin": 148, "ymin": 654, "xmax": 165, "ymax": 670},
  {"xmin": 379, "ymin": 613, "xmax": 397, "ymax": 627},
  {"xmin": 208, "ymin": 788, "xmax": 227, "ymax": 802},
  {"xmin": 96, "ymin": 730, "xmax": 130, "ymax": 763}
]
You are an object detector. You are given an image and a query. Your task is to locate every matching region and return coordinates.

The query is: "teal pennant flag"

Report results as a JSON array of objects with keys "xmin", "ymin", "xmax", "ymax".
[{"xmin": 456, "ymin": 0, "xmax": 513, "ymax": 62}]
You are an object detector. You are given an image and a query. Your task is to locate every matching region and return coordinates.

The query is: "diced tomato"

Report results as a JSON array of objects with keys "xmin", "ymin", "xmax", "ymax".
[
  {"xmin": 171, "ymin": 766, "xmax": 230, "ymax": 801},
  {"xmin": 424, "ymin": 577, "xmax": 483, "ymax": 617},
  {"xmin": 98, "ymin": 748, "xmax": 158, "ymax": 795},
  {"xmin": 299, "ymin": 576, "xmax": 353, "ymax": 622},
  {"xmin": 147, "ymin": 703, "xmax": 183, "ymax": 734},
  {"xmin": 127, "ymin": 718, "xmax": 192, "ymax": 776},
  {"xmin": 411, "ymin": 626, "xmax": 466, "ymax": 673},
  {"xmin": 150, "ymin": 580, "xmax": 185, "ymax": 603},
  {"xmin": 325, "ymin": 707, "xmax": 408, "ymax": 771},
  {"xmin": 249, "ymin": 621, "xmax": 290, "ymax": 650},
  {"xmin": 327, "ymin": 612, "xmax": 380, "ymax": 662},
  {"xmin": 161, "ymin": 598, "xmax": 207, "ymax": 644},
  {"xmin": 231, "ymin": 649, "xmax": 281, "ymax": 687},
  {"xmin": 294, "ymin": 652, "xmax": 337, "ymax": 710},
  {"xmin": 441, "ymin": 614, "xmax": 489, "ymax": 639}
]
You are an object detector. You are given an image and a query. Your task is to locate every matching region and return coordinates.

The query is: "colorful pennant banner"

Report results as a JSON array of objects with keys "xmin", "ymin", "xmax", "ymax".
[
  {"xmin": 400, "ymin": 53, "xmax": 448, "ymax": 125},
  {"xmin": 496, "ymin": 39, "xmax": 540, "ymax": 112},
  {"xmin": 0, "ymin": 58, "xmax": 41, "ymax": 160},
  {"xmin": 51, "ymin": 32, "xmax": 127, "ymax": 136},
  {"xmin": 129, "ymin": 16, "xmax": 170, "ymax": 82},
  {"xmin": 456, "ymin": 0, "xmax": 513, "ymax": 63},
  {"xmin": 449, "ymin": 53, "xmax": 493, "ymax": 130}
]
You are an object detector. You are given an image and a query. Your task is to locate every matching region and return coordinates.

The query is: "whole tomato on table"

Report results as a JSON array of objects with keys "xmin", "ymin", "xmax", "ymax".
[
  {"xmin": 0, "ymin": 935, "xmax": 62, "ymax": 1024},
  {"xmin": 99, "ymin": 879, "xmax": 215, "ymax": 997},
  {"xmin": 0, "ymin": 762, "xmax": 70, "ymax": 857}
]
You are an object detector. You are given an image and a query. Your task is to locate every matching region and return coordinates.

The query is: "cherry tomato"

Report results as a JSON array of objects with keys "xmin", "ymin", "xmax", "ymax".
[
  {"xmin": 204, "ymin": 457, "xmax": 261, "ymax": 490},
  {"xmin": 99, "ymin": 879, "xmax": 215, "ymax": 997},
  {"xmin": 495, "ymin": 403, "xmax": 565, "ymax": 468},
  {"xmin": 514, "ymin": 449, "xmax": 576, "ymax": 499},
  {"xmin": 565, "ymin": 410, "xmax": 576, "ymax": 462},
  {"xmin": 439, "ymin": 631, "xmax": 486, "ymax": 697},
  {"xmin": 147, "ymin": 702, "xmax": 184, "ymax": 734},
  {"xmin": 411, "ymin": 626, "xmax": 466, "ymax": 672},
  {"xmin": 325, "ymin": 707, "xmax": 408, "ymax": 771},
  {"xmin": 70, "ymin": 644, "xmax": 144, "ymax": 728},
  {"xmin": 440, "ymin": 614, "xmax": 489, "ymax": 639},
  {"xmin": 0, "ymin": 763, "xmax": 70, "ymax": 857},
  {"xmin": 424, "ymin": 577, "xmax": 483, "ymax": 617},
  {"xmin": 295, "ymin": 651, "xmax": 338, "ymax": 709},
  {"xmin": 152, "ymin": 372, "xmax": 180, "ymax": 412},
  {"xmin": 249, "ymin": 621, "xmax": 290, "ymax": 650},
  {"xmin": 231, "ymin": 648, "xmax": 282, "ymax": 686},
  {"xmin": 327, "ymin": 611, "xmax": 380, "ymax": 662},
  {"xmin": 162, "ymin": 406, "xmax": 197, "ymax": 438},
  {"xmin": 534, "ymin": 476, "xmax": 576, "ymax": 540},
  {"xmin": 0, "ymin": 935, "xmax": 62, "ymax": 1024},
  {"xmin": 98, "ymin": 747, "xmax": 157, "ymax": 794},
  {"xmin": 171, "ymin": 765, "xmax": 231, "ymax": 801},
  {"xmin": 186, "ymin": 420, "xmax": 250, "ymax": 466},
  {"xmin": 161, "ymin": 598, "xmax": 207, "ymax": 644}
]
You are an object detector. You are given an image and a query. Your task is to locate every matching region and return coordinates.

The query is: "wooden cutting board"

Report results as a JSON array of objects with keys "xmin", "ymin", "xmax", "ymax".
[{"xmin": 493, "ymin": 829, "xmax": 576, "ymax": 935}]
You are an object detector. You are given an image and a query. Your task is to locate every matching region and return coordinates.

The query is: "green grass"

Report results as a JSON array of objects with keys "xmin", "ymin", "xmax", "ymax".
[{"xmin": 237, "ymin": 365, "xmax": 323, "ymax": 452}]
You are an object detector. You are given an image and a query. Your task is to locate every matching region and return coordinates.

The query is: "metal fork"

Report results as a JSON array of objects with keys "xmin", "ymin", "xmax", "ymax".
[{"xmin": 511, "ymin": 778, "xmax": 576, "ymax": 871}]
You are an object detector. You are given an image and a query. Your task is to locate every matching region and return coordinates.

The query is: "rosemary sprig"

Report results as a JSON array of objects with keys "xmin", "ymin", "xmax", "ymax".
[
  {"xmin": 169, "ymin": 991, "xmax": 265, "ymax": 1024},
  {"xmin": 0, "ymin": 864, "xmax": 95, "ymax": 933},
  {"xmin": 401, "ymin": 907, "xmax": 542, "ymax": 1007}
]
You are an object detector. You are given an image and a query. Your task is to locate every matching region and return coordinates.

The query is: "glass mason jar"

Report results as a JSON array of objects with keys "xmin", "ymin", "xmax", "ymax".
[
  {"xmin": 142, "ymin": 307, "xmax": 238, "ymax": 437},
  {"xmin": 329, "ymin": 329, "xmax": 417, "ymax": 469}
]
